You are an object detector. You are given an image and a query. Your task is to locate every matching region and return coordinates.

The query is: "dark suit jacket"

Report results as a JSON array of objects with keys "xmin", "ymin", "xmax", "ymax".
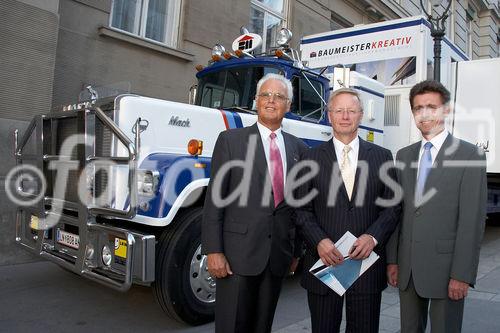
[
  {"xmin": 297, "ymin": 138, "xmax": 399, "ymax": 295},
  {"xmin": 202, "ymin": 123, "xmax": 307, "ymax": 277},
  {"xmin": 386, "ymin": 134, "xmax": 487, "ymax": 298}
]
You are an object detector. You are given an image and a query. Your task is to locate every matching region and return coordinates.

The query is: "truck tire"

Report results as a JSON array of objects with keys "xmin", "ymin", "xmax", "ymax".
[{"xmin": 152, "ymin": 207, "xmax": 215, "ymax": 325}]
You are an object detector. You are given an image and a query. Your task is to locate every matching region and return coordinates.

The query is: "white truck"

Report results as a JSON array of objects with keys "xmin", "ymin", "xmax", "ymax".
[
  {"xmin": 13, "ymin": 29, "xmax": 384, "ymax": 324},
  {"xmin": 301, "ymin": 15, "xmax": 500, "ymax": 214}
]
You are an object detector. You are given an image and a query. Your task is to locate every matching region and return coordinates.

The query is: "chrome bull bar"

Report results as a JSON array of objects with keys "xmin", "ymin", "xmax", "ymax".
[{"xmin": 14, "ymin": 105, "xmax": 154, "ymax": 292}]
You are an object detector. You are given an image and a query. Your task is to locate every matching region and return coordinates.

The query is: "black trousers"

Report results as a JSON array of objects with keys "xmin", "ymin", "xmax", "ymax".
[
  {"xmin": 215, "ymin": 264, "xmax": 283, "ymax": 333},
  {"xmin": 307, "ymin": 290, "xmax": 382, "ymax": 333}
]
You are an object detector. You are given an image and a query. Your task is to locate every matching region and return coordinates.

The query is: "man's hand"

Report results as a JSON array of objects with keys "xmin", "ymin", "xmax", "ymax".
[
  {"xmin": 317, "ymin": 238, "xmax": 344, "ymax": 266},
  {"xmin": 289, "ymin": 257, "xmax": 300, "ymax": 275},
  {"xmin": 448, "ymin": 278, "xmax": 469, "ymax": 300},
  {"xmin": 387, "ymin": 264, "xmax": 398, "ymax": 287},
  {"xmin": 349, "ymin": 234, "xmax": 376, "ymax": 260},
  {"xmin": 207, "ymin": 253, "xmax": 233, "ymax": 279}
]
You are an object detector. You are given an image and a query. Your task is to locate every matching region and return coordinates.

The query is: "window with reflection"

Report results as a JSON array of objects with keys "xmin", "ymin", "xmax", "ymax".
[
  {"xmin": 249, "ymin": 0, "xmax": 288, "ymax": 53},
  {"xmin": 291, "ymin": 75, "xmax": 324, "ymax": 121},
  {"xmin": 110, "ymin": 0, "xmax": 181, "ymax": 47},
  {"xmin": 197, "ymin": 66, "xmax": 282, "ymax": 109}
]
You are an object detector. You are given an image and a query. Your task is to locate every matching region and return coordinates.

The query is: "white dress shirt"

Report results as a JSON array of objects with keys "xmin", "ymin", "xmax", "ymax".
[
  {"xmin": 416, "ymin": 130, "xmax": 449, "ymax": 179},
  {"xmin": 257, "ymin": 121, "xmax": 287, "ymax": 186},
  {"xmin": 332, "ymin": 135, "xmax": 360, "ymax": 173}
]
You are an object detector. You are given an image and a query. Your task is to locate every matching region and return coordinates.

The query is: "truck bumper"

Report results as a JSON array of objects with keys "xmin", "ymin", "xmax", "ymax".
[{"xmin": 16, "ymin": 209, "xmax": 155, "ymax": 292}]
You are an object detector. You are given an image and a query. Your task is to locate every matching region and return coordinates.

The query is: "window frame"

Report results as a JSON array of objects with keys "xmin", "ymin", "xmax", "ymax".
[
  {"xmin": 109, "ymin": 0, "xmax": 181, "ymax": 48},
  {"xmin": 465, "ymin": 5, "xmax": 475, "ymax": 58},
  {"xmin": 250, "ymin": 0, "xmax": 288, "ymax": 52}
]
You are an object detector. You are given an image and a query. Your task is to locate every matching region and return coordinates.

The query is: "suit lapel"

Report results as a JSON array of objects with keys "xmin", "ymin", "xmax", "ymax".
[
  {"xmin": 407, "ymin": 142, "xmax": 420, "ymax": 196},
  {"xmin": 351, "ymin": 138, "xmax": 371, "ymax": 202},
  {"xmin": 248, "ymin": 123, "xmax": 268, "ymax": 178},
  {"xmin": 322, "ymin": 138, "xmax": 337, "ymax": 166},
  {"xmin": 281, "ymin": 131, "xmax": 299, "ymax": 178},
  {"xmin": 403, "ymin": 141, "xmax": 422, "ymax": 209}
]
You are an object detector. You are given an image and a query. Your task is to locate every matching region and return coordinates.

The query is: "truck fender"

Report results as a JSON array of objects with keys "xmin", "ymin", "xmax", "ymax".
[{"xmin": 132, "ymin": 178, "xmax": 208, "ymax": 226}]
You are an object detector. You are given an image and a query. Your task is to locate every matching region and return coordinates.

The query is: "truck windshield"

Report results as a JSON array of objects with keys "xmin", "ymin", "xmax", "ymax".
[{"xmin": 197, "ymin": 66, "xmax": 282, "ymax": 110}]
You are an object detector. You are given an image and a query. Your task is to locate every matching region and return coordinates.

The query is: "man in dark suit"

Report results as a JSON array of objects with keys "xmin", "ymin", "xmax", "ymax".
[
  {"xmin": 201, "ymin": 73, "xmax": 306, "ymax": 333},
  {"xmin": 386, "ymin": 80, "xmax": 487, "ymax": 332},
  {"xmin": 296, "ymin": 88, "xmax": 399, "ymax": 332}
]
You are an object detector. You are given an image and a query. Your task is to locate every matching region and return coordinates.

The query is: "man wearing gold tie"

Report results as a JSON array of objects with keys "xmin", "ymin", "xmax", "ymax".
[{"xmin": 296, "ymin": 88, "xmax": 399, "ymax": 332}]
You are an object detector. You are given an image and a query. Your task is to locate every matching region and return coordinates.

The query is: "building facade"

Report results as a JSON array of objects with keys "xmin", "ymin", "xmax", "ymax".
[{"xmin": 0, "ymin": 0, "xmax": 499, "ymax": 264}]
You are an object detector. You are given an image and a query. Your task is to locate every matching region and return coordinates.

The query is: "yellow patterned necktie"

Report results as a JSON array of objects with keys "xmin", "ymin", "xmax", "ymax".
[{"xmin": 340, "ymin": 145, "xmax": 354, "ymax": 200}]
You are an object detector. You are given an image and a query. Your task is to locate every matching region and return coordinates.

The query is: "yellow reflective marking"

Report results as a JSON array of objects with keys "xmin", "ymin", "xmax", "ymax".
[
  {"xmin": 114, "ymin": 238, "xmax": 127, "ymax": 258},
  {"xmin": 367, "ymin": 131, "xmax": 374, "ymax": 142}
]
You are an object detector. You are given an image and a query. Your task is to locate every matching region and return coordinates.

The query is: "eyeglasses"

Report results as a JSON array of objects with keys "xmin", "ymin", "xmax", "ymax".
[
  {"xmin": 329, "ymin": 109, "xmax": 361, "ymax": 116},
  {"xmin": 412, "ymin": 104, "xmax": 443, "ymax": 114},
  {"xmin": 257, "ymin": 92, "xmax": 289, "ymax": 103}
]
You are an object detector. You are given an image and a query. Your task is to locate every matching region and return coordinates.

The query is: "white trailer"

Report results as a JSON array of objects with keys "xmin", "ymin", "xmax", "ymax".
[
  {"xmin": 301, "ymin": 15, "xmax": 500, "ymax": 213},
  {"xmin": 300, "ymin": 15, "xmax": 469, "ymax": 154},
  {"xmin": 450, "ymin": 58, "xmax": 500, "ymax": 213}
]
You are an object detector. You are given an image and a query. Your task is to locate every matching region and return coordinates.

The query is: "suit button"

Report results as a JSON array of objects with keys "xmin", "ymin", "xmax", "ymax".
[
  {"xmin": 268, "ymin": 235, "xmax": 271, "ymax": 239},
  {"xmin": 349, "ymin": 206, "xmax": 354, "ymax": 212},
  {"xmin": 415, "ymin": 211, "xmax": 421, "ymax": 217}
]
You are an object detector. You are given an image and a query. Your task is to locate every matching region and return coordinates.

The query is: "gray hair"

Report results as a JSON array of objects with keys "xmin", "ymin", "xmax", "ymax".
[
  {"xmin": 256, "ymin": 73, "xmax": 293, "ymax": 103},
  {"xmin": 328, "ymin": 88, "xmax": 363, "ymax": 112}
]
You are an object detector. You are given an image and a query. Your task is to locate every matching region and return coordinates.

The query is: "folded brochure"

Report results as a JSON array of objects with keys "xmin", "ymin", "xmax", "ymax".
[{"xmin": 309, "ymin": 231, "xmax": 379, "ymax": 296}]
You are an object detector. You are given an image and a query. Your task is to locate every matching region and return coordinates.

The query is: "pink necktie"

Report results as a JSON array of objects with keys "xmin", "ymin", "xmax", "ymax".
[{"xmin": 269, "ymin": 132, "xmax": 284, "ymax": 207}]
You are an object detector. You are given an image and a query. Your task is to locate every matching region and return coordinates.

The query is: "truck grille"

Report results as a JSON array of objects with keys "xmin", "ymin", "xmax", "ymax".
[{"xmin": 45, "ymin": 106, "xmax": 115, "ymax": 205}]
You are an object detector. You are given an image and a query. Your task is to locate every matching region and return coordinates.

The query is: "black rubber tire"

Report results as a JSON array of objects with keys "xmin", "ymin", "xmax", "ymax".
[{"xmin": 152, "ymin": 207, "xmax": 215, "ymax": 325}]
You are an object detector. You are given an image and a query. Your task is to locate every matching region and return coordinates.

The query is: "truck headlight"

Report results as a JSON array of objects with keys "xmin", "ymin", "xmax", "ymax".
[
  {"xmin": 276, "ymin": 28, "xmax": 292, "ymax": 46},
  {"xmin": 102, "ymin": 245, "xmax": 112, "ymax": 266},
  {"xmin": 211, "ymin": 44, "xmax": 225, "ymax": 57},
  {"xmin": 137, "ymin": 170, "xmax": 159, "ymax": 197},
  {"xmin": 211, "ymin": 44, "xmax": 225, "ymax": 61}
]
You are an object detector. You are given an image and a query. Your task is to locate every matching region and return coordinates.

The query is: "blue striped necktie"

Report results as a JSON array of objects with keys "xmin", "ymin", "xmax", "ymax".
[{"xmin": 416, "ymin": 142, "xmax": 433, "ymax": 202}]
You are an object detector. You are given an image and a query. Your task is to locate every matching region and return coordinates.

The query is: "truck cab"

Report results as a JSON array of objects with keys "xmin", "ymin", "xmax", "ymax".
[{"xmin": 196, "ymin": 57, "xmax": 329, "ymax": 125}]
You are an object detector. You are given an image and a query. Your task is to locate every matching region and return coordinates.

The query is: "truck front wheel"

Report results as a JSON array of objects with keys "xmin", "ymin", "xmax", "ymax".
[{"xmin": 152, "ymin": 207, "xmax": 215, "ymax": 325}]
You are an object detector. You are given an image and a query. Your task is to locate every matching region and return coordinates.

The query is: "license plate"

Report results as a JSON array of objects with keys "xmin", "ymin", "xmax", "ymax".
[{"xmin": 56, "ymin": 229, "xmax": 80, "ymax": 249}]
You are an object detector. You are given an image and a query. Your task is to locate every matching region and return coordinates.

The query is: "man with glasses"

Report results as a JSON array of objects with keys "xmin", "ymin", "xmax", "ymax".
[
  {"xmin": 296, "ymin": 88, "xmax": 399, "ymax": 332},
  {"xmin": 202, "ymin": 73, "xmax": 306, "ymax": 333},
  {"xmin": 386, "ymin": 80, "xmax": 487, "ymax": 332}
]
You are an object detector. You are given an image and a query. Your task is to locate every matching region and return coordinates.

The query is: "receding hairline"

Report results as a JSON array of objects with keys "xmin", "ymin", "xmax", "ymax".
[{"xmin": 328, "ymin": 88, "xmax": 364, "ymax": 112}]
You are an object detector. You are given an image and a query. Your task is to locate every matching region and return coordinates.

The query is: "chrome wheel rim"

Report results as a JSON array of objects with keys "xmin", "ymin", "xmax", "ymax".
[{"xmin": 189, "ymin": 244, "xmax": 216, "ymax": 304}]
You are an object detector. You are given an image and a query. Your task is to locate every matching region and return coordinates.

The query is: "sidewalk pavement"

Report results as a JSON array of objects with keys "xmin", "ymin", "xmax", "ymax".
[
  {"xmin": 274, "ymin": 225, "xmax": 500, "ymax": 332},
  {"xmin": 1, "ymin": 226, "xmax": 499, "ymax": 332}
]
